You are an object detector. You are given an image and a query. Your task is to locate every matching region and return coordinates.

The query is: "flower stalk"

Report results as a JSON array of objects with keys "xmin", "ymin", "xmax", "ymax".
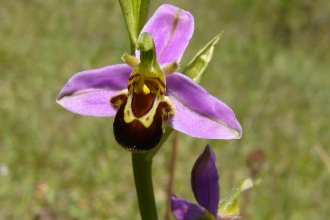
[{"xmin": 132, "ymin": 153, "xmax": 158, "ymax": 220}]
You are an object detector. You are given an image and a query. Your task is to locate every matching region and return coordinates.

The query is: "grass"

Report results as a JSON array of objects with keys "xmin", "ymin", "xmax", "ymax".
[{"xmin": 1, "ymin": 0, "xmax": 329, "ymax": 219}]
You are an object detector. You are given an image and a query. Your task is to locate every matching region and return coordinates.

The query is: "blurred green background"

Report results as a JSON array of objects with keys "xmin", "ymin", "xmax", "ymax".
[{"xmin": 1, "ymin": 0, "xmax": 329, "ymax": 219}]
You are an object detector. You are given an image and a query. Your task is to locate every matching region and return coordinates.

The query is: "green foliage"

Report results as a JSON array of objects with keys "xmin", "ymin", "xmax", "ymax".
[
  {"xmin": 0, "ymin": 0, "xmax": 329, "ymax": 219},
  {"xmin": 119, "ymin": 0, "xmax": 150, "ymax": 53},
  {"xmin": 219, "ymin": 178, "xmax": 253, "ymax": 218},
  {"xmin": 183, "ymin": 33, "xmax": 222, "ymax": 83}
]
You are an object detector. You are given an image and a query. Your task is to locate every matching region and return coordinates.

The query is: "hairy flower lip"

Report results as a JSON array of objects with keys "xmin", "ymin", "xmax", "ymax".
[{"xmin": 56, "ymin": 4, "xmax": 242, "ymax": 139}]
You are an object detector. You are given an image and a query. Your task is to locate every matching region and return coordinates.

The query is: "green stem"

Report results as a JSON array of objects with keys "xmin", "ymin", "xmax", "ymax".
[
  {"xmin": 132, "ymin": 127, "xmax": 173, "ymax": 219},
  {"xmin": 138, "ymin": 0, "xmax": 150, "ymax": 34},
  {"xmin": 132, "ymin": 153, "xmax": 158, "ymax": 220}
]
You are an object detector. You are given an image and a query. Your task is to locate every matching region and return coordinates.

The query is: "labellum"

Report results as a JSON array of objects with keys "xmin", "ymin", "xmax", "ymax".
[{"xmin": 110, "ymin": 33, "xmax": 175, "ymax": 152}]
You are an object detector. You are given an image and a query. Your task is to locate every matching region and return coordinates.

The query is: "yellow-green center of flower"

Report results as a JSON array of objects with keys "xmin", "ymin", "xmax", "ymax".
[{"xmin": 110, "ymin": 33, "xmax": 175, "ymax": 152}]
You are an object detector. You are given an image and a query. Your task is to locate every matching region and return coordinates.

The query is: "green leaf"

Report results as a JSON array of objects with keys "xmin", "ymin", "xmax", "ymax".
[
  {"xmin": 193, "ymin": 211, "xmax": 217, "ymax": 220},
  {"xmin": 138, "ymin": 0, "xmax": 150, "ymax": 34},
  {"xmin": 183, "ymin": 33, "xmax": 222, "ymax": 83},
  {"xmin": 218, "ymin": 177, "xmax": 253, "ymax": 219},
  {"xmin": 119, "ymin": 0, "xmax": 150, "ymax": 54}
]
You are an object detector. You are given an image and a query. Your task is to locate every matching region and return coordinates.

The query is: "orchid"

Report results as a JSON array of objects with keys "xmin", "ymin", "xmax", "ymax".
[
  {"xmin": 171, "ymin": 145, "xmax": 253, "ymax": 220},
  {"xmin": 56, "ymin": 4, "xmax": 242, "ymax": 151}
]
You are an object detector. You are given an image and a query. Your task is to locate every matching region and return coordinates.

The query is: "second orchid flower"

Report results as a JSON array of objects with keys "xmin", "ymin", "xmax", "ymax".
[{"xmin": 171, "ymin": 145, "xmax": 253, "ymax": 220}]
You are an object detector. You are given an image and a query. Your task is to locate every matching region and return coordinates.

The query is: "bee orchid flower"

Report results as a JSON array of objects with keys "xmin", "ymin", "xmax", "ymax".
[{"xmin": 56, "ymin": 4, "xmax": 242, "ymax": 151}]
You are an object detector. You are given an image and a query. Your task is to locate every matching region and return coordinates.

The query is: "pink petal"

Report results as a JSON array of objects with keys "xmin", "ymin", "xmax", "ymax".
[
  {"xmin": 57, "ymin": 64, "xmax": 131, "ymax": 116},
  {"xmin": 137, "ymin": 4, "xmax": 194, "ymax": 64},
  {"xmin": 166, "ymin": 73, "xmax": 242, "ymax": 139}
]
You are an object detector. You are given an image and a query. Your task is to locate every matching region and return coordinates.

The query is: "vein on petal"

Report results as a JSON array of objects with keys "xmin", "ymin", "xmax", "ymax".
[
  {"xmin": 159, "ymin": 9, "xmax": 182, "ymax": 60},
  {"xmin": 57, "ymin": 88, "xmax": 111, "ymax": 101}
]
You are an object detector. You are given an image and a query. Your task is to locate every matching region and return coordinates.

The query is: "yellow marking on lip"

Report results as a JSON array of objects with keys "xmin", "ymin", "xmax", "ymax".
[
  {"xmin": 123, "ymin": 92, "xmax": 159, "ymax": 128},
  {"xmin": 142, "ymin": 84, "xmax": 150, "ymax": 95}
]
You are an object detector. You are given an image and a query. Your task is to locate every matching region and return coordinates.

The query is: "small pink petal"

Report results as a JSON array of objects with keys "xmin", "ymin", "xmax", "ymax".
[{"xmin": 137, "ymin": 4, "xmax": 194, "ymax": 64}]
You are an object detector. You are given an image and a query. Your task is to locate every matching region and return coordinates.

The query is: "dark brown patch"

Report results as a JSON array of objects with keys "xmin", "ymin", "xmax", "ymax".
[
  {"xmin": 131, "ymin": 91, "xmax": 156, "ymax": 118},
  {"xmin": 159, "ymin": 100, "xmax": 175, "ymax": 121},
  {"xmin": 109, "ymin": 93, "xmax": 127, "ymax": 109}
]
